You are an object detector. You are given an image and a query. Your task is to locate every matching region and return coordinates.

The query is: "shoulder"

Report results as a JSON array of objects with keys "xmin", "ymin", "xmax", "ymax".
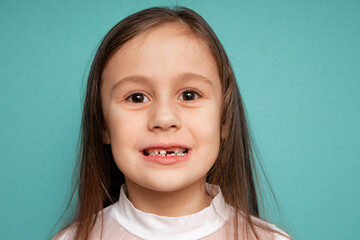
[
  {"xmin": 52, "ymin": 203, "xmax": 118, "ymax": 240},
  {"xmin": 251, "ymin": 216, "xmax": 292, "ymax": 240},
  {"xmin": 265, "ymin": 222, "xmax": 291, "ymax": 240},
  {"xmin": 52, "ymin": 225, "xmax": 76, "ymax": 240}
]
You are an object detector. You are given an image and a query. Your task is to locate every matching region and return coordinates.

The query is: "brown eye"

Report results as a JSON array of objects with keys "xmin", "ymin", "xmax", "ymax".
[
  {"xmin": 179, "ymin": 90, "xmax": 201, "ymax": 102},
  {"xmin": 127, "ymin": 93, "xmax": 149, "ymax": 103}
]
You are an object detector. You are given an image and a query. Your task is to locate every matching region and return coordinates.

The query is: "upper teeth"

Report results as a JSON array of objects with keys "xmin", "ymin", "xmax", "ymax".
[{"xmin": 145, "ymin": 148, "xmax": 187, "ymax": 156}]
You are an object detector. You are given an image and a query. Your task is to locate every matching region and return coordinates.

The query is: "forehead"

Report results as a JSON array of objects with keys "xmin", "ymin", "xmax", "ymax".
[
  {"xmin": 119, "ymin": 22, "xmax": 212, "ymax": 59},
  {"xmin": 102, "ymin": 23, "xmax": 219, "ymax": 84}
]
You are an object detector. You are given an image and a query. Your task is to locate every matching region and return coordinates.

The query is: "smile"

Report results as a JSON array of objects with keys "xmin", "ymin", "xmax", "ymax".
[
  {"xmin": 143, "ymin": 148, "xmax": 188, "ymax": 156},
  {"xmin": 141, "ymin": 145, "xmax": 191, "ymax": 165}
]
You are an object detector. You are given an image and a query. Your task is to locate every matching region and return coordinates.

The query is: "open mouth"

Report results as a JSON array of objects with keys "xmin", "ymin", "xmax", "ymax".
[{"xmin": 143, "ymin": 148, "xmax": 189, "ymax": 157}]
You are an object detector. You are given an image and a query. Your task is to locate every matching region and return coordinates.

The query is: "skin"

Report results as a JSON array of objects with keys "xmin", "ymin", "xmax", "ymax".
[{"xmin": 101, "ymin": 23, "xmax": 223, "ymax": 217}]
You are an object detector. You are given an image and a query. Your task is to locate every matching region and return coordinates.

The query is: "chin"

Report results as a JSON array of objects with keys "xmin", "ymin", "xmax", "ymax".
[{"xmin": 146, "ymin": 174, "xmax": 207, "ymax": 193}]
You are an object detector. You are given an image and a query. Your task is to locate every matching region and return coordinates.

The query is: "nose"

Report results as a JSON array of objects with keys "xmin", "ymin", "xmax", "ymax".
[{"xmin": 148, "ymin": 99, "xmax": 181, "ymax": 132}]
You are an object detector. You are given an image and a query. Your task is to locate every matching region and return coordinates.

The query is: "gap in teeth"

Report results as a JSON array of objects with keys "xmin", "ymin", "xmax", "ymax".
[{"xmin": 144, "ymin": 148, "xmax": 188, "ymax": 156}]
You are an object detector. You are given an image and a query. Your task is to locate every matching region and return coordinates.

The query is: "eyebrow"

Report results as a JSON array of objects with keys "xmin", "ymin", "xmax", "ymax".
[
  {"xmin": 111, "ymin": 72, "xmax": 216, "ymax": 93},
  {"xmin": 111, "ymin": 76, "xmax": 150, "ymax": 94},
  {"xmin": 177, "ymin": 72, "xmax": 216, "ymax": 88}
]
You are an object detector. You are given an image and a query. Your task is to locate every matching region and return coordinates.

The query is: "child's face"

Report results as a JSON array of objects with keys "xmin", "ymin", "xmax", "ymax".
[{"xmin": 101, "ymin": 23, "xmax": 223, "ymax": 193}]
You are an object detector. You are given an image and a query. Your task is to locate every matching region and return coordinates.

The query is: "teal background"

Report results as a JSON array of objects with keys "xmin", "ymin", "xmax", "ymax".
[{"xmin": 1, "ymin": 0, "xmax": 359, "ymax": 239}]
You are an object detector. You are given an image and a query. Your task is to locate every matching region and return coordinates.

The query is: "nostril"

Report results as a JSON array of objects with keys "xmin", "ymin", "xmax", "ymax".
[
  {"xmin": 152, "ymin": 124, "xmax": 178, "ymax": 130},
  {"xmin": 149, "ymin": 112, "xmax": 181, "ymax": 130}
]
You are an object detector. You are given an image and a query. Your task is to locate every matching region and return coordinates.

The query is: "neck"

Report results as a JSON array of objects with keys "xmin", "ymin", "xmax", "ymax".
[{"xmin": 124, "ymin": 178, "xmax": 212, "ymax": 217}]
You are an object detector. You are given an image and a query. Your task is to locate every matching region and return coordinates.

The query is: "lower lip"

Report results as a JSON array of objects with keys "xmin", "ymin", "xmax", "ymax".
[{"xmin": 141, "ymin": 150, "xmax": 191, "ymax": 165}]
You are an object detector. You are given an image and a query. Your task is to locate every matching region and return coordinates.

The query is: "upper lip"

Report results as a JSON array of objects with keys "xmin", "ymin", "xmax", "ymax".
[{"xmin": 140, "ymin": 143, "xmax": 191, "ymax": 151}]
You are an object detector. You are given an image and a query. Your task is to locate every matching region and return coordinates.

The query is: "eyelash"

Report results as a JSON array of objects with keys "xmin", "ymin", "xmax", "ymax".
[
  {"xmin": 178, "ymin": 88, "xmax": 202, "ymax": 102},
  {"xmin": 125, "ymin": 89, "xmax": 202, "ymax": 104},
  {"xmin": 125, "ymin": 91, "xmax": 150, "ymax": 103}
]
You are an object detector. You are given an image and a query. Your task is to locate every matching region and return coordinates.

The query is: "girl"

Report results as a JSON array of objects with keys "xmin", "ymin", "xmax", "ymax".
[{"xmin": 54, "ymin": 6, "xmax": 290, "ymax": 240}]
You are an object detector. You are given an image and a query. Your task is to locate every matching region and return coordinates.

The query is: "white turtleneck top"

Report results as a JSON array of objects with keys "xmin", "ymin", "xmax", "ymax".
[{"xmin": 54, "ymin": 184, "xmax": 289, "ymax": 240}]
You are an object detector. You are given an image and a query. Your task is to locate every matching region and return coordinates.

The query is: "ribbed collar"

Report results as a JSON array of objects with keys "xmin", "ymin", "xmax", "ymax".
[{"xmin": 114, "ymin": 183, "xmax": 231, "ymax": 240}]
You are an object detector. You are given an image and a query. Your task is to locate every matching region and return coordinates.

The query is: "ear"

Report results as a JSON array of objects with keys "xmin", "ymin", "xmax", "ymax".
[{"xmin": 102, "ymin": 129, "xmax": 111, "ymax": 144}]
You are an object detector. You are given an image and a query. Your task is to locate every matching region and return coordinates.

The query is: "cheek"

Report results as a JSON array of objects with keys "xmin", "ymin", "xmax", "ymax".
[
  {"xmin": 109, "ymin": 114, "xmax": 132, "ymax": 142},
  {"xmin": 183, "ymin": 103, "xmax": 221, "ymax": 159},
  {"xmin": 106, "ymin": 107, "xmax": 144, "ymax": 157},
  {"xmin": 106, "ymin": 108, "xmax": 145, "ymax": 176},
  {"xmin": 184, "ymin": 103, "xmax": 222, "ymax": 139}
]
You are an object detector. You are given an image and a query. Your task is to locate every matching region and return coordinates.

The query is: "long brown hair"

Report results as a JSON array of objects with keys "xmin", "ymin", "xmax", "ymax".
[{"xmin": 54, "ymin": 6, "xmax": 287, "ymax": 240}]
